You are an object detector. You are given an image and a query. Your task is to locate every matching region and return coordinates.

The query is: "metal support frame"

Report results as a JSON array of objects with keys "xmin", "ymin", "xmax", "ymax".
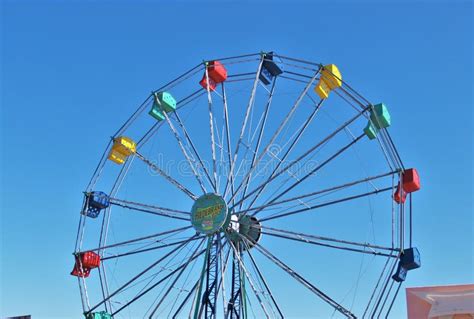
[
  {"xmin": 202, "ymin": 234, "xmax": 220, "ymax": 318},
  {"xmin": 227, "ymin": 242, "xmax": 245, "ymax": 319}
]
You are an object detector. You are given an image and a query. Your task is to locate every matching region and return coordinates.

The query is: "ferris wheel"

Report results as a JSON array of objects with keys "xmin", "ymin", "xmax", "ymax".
[{"xmin": 72, "ymin": 52, "xmax": 421, "ymax": 319}]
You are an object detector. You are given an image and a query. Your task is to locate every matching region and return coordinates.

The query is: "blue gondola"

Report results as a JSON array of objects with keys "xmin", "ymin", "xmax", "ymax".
[
  {"xmin": 82, "ymin": 191, "xmax": 110, "ymax": 218},
  {"xmin": 392, "ymin": 247, "xmax": 421, "ymax": 282},
  {"xmin": 259, "ymin": 52, "xmax": 284, "ymax": 85}
]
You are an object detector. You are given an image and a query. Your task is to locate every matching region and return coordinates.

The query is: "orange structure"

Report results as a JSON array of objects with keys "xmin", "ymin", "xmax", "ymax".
[{"xmin": 406, "ymin": 284, "xmax": 474, "ymax": 319}]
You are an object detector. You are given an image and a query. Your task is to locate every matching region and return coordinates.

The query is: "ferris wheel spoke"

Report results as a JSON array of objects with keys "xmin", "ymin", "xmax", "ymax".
[
  {"xmin": 228, "ymin": 67, "xmax": 321, "ymax": 205},
  {"xmin": 223, "ymin": 56, "xmax": 265, "ymax": 200},
  {"xmin": 116, "ymin": 238, "xmax": 198, "ymax": 316},
  {"xmin": 148, "ymin": 238, "xmax": 207, "ymax": 318},
  {"xmin": 240, "ymin": 236, "xmax": 284, "ymax": 318},
  {"xmin": 235, "ymin": 170, "xmax": 398, "ymax": 215},
  {"xmin": 237, "ymin": 79, "xmax": 277, "ymax": 211},
  {"xmin": 259, "ymin": 226, "xmax": 400, "ymax": 257},
  {"xmin": 83, "ymin": 226, "xmax": 193, "ymax": 255},
  {"xmin": 362, "ymin": 254, "xmax": 394, "ymax": 318},
  {"xmin": 110, "ymin": 237, "xmax": 207, "ymax": 317},
  {"xmin": 385, "ymin": 281, "xmax": 403, "ymax": 317},
  {"xmin": 369, "ymin": 256, "xmax": 399, "ymax": 318},
  {"xmin": 161, "ymin": 109, "xmax": 208, "ymax": 194},
  {"xmin": 102, "ymin": 236, "xmax": 205, "ymax": 261},
  {"xmin": 221, "ymin": 82, "xmax": 238, "ymax": 204},
  {"xmin": 241, "ymin": 85, "xmax": 322, "ymax": 189},
  {"xmin": 173, "ymin": 111, "xmax": 217, "ymax": 192},
  {"xmin": 152, "ymin": 239, "xmax": 213, "ymax": 318},
  {"xmin": 203, "ymin": 67, "xmax": 220, "ymax": 193},
  {"xmin": 232, "ymin": 79, "xmax": 274, "ymax": 184},
  {"xmin": 171, "ymin": 277, "xmax": 201, "ymax": 318},
  {"xmin": 229, "ymin": 105, "xmax": 369, "ymax": 211},
  {"xmin": 135, "ymin": 151, "xmax": 197, "ymax": 200},
  {"xmin": 244, "ymin": 98, "xmax": 325, "ymax": 211},
  {"xmin": 225, "ymin": 234, "xmax": 271, "ymax": 318},
  {"xmin": 239, "ymin": 104, "xmax": 323, "ymax": 215},
  {"xmin": 259, "ymin": 186, "xmax": 393, "ymax": 222},
  {"xmin": 374, "ymin": 277, "xmax": 397, "ymax": 318},
  {"xmin": 252, "ymin": 241, "xmax": 356, "ymax": 318},
  {"xmin": 87, "ymin": 234, "xmax": 200, "ymax": 314},
  {"xmin": 247, "ymin": 132, "xmax": 366, "ymax": 217},
  {"xmin": 109, "ymin": 197, "xmax": 190, "ymax": 215},
  {"xmin": 246, "ymin": 130, "xmax": 370, "ymax": 216},
  {"xmin": 217, "ymin": 86, "xmax": 227, "ymax": 196},
  {"xmin": 109, "ymin": 197, "xmax": 190, "ymax": 221}
]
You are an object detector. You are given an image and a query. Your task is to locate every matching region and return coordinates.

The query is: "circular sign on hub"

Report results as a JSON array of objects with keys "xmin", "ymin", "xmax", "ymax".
[{"xmin": 191, "ymin": 193, "xmax": 228, "ymax": 234}]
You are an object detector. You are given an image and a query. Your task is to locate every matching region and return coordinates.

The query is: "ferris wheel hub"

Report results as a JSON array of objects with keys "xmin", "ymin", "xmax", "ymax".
[
  {"xmin": 235, "ymin": 215, "xmax": 262, "ymax": 249},
  {"xmin": 190, "ymin": 193, "xmax": 228, "ymax": 234}
]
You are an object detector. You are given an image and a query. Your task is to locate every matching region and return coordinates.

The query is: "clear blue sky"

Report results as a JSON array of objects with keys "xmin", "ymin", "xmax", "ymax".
[{"xmin": 1, "ymin": 1, "xmax": 473, "ymax": 318}]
